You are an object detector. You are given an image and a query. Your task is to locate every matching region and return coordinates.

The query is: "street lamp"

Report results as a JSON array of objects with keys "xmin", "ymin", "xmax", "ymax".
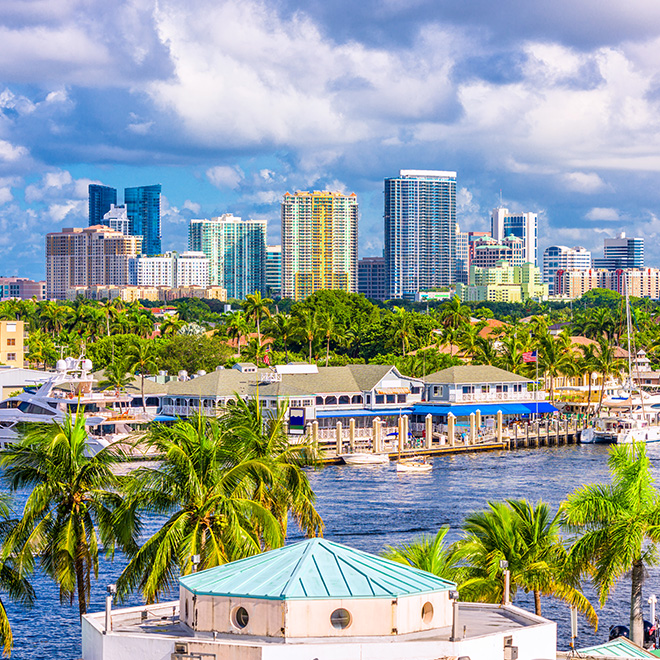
[
  {"xmin": 449, "ymin": 590, "xmax": 460, "ymax": 641},
  {"xmin": 499, "ymin": 559, "xmax": 510, "ymax": 606}
]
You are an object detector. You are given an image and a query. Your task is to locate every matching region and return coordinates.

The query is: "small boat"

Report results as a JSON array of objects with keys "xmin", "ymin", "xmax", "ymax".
[
  {"xmin": 396, "ymin": 458, "xmax": 433, "ymax": 473},
  {"xmin": 342, "ymin": 453, "xmax": 389, "ymax": 465}
]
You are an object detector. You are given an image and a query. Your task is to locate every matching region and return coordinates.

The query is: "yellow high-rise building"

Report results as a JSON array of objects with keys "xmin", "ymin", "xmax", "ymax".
[{"xmin": 281, "ymin": 191, "xmax": 358, "ymax": 301}]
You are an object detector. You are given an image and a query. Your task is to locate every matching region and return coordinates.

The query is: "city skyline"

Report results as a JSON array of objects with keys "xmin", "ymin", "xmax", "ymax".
[{"xmin": 3, "ymin": 1, "xmax": 660, "ymax": 279}]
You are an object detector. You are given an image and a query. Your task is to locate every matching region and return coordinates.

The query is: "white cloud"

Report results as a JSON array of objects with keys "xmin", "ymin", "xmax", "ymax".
[
  {"xmin": 0, "ymin": 140, "xmax": 28, "ymax": 163},
  {"xmin": 206, "ymin": 165, "xmax": 244, "ymax": 189},
  {"xmin": 562, "ymin": 172, "xmax": 609, "ymax": 193},
  {"xmin": 48, "ymin": 200, "xmax": 84, "ymax": 222},
  {"xmin": 585, "ymin": 207, "xmax": 620, "ymax": 221},
  {"xmin": 0, "ymin": 187, "xmax": 13, "ymax": 205},
  {"xmin": 183, "ymin": 199, "xmax": 200, "ymax": 213}
]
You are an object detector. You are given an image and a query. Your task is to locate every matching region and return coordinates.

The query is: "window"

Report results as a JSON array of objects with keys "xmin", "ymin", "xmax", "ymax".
[
  {"xmin": 375, "ymin": 395, "xmax": 384, "ymax": 404},
  {"xmin": 6, "ymin": 338, "xmax": 15, "ymax": 346},
  {"xmin": 366, "ymin": 394, "xmax": 371, "ymax": 404},
  {"xmin": 232, "ymin": 606, "xmax": 249, "ymax": 629},
  {"xmin": 421, "ymin": 602, "xmax": 434, "ymax": 623},
  {"xmin": 316, "ymin": 396, "xmax": 323, "ymax": 405},
  {"xmin": 6, "ymin": 353, "xmax": 16, "ymax": 361},
  {"xmin": 397, "ymin": 394, "xmax": 406, "ymax": 403},
  {"xmin": 338, "ymin": 396, "xmax": 349, "ymax": 405},
  {"xmin": 325, "ymin": 396, "xmax": 337, "ymax": 405},
  {"xmin": 6, "ymin": 323, "xmax": 16, "ymax": 333},
  {"xmin": 330, "ymin": 608, "xmax": 351, "ymax": 630}
]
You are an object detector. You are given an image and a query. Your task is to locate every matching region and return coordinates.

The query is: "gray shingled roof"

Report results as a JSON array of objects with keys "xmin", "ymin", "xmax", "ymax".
[{"xmin": 424, "ymin": 365, "xmax": 532, "ymax": 384}]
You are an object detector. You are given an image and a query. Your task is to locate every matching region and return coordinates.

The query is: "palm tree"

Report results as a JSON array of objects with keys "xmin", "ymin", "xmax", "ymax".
[
  {"xmin": 125, "ymin": 340, "xmax": 158, "ymax": 412},
  {"xmin": 578, "ymin": 343, "xmax": 599, "ymax": 412},
  {"xmin": 592, "ymin": 338, "xmax": 623, "ymax": 411},
  {"xmin": 296, "ymin": 310, "xmax": 319, "ymax": 363},
  {"xmin": 457, "ymin": 499, "xmax": 596, "ymax": 624},
  {"xmin": 538, "ymin": 334, "xmax": 576, "ymax": 403},
  {"xmin": 267, "ymin": 314, "xmax": 295, "ymax": 362},
  {"xmin": 0, "ymin": 495, "xmax": 35, "ymax": 656},
  {"xmin": 98, "ymin": 357, "xmax": 133, "ymax": 393},
  {"xmin": 159, "ymin": 314, "xmax": 185, "ymax": 336},
  {"xmin": 562, "ymin": 444, "xmax": 660, "ymax": 646},
  {"xmin": 382, "ymin": 526, "xmax": 463, "ymax": 583},
  {"xmin": 242, "ymin": 292, "xmax": 273, "ymax": 346},
  {"xmin": 116, "ymin": 415, "xmax": 285, "ymax": 604},
  {"xmin": 318, "ymin": 312, "xmax": 337, "ymax": 367},
  {"xmin": 0, "ymin": 413, "xmax": 135, "ymax": 618},
  {"xmin": 225, "ymin": 311, "xmax": 249, "ymax": 357},
  {"xmin": 219, "ymin": 397, "xmax": 323, "ymax": 539},
  {"xmin": 390, "ymin": 306, "xmax": 415, "ymax": 357}
]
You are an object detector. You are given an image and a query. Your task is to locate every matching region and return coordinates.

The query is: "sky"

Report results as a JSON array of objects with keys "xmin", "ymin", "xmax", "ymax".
[{"xmin": 3, "ymin": 0, "xmax": 660, "ymax": 280}]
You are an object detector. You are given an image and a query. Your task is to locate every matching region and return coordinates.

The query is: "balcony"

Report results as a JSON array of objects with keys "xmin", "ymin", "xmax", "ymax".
[{"xmin": 444, "ymin": 390, "xmax": 547, "ymax": 404}]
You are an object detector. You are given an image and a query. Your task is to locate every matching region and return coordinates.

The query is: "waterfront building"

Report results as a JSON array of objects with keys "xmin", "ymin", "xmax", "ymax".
[
  {"xmin": 281, "ymin": 190, "xmax": 358, "ymax": 301},
  {"xmin": 88, "ymin": 184, "xmax": 117, "ymax": 227},
  {"xmin": 0, "ymin": 320, "xmax": 25, "ymax": 368},
  {"xmin": 594, "ymin": 232, "xmax": 644, "ymax": 270},
  {"xmin": 46, "ymin": 226, "xmax": 142, "ymax": 300},
  {"xmin": 82, "ymin": 537, "xmax": 556, "ymax": 660},
  {"xmin": 455, "ymin": 225, "xmax": 469, "ymax": 284},
  {"xmin": 543, "ymin": 245, "xmax": 591, "ymax": 294},
  {"xmin": 385, "ymin": 170, "xmax": 456, "ymax": 299},
  {"xmin": 0, "ymin": 277, "xmax": 46, "ymax": 301},
  {"xmin": 490, "ymin": 207, "xmax": 537, "ymax": 266},
  {"xmin": 189, "ymin": 214, "xmax": 266, "ymax": 300},
  {"xmin": 357, "ymin": 256, "xmax": 386, "ymax": 300},
  {"xmin": 125, "ymin": 184, "xmax": 161, "ymax": 256},
  {"xmin": 134, "ymin": 252, "xmax": 210, "ymax": 288},
  {"xmin": 101, "ymin": 204, "xmax": 130, "ymax": 235},
  {"xmin": 471, "ymin": 235, "xmax": 525, "ymax": 269},
  {"xmin": 456, "ymin": 261, "xmax": 547, "ymax": 303},
  {"xmin": 265, "ymin": 245, "xmax": 282, "ymax": 297},
  {"xmin": 0, "ymin": 365, "xmax": 51, "ymax": 398}
]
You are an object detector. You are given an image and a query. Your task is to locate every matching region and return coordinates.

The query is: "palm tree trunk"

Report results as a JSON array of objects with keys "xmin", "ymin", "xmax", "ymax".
[
  {"xmin": 534, "ymin": 590, "xmax": 542, "ymax": 616},
  {"xmin": 631, "ymin": 557, "xmax": 645, "ymax": 646},
  {"xmin": 325, "ymin": 335, "xmax": 330, "ymax": 367},
  {"xmin": 141, "ymin": 373, "xmax": 146, "ymax": 413},
  {"xmin": 75, "ymin": 554, "xmax": 87, "ymax": 617},
  {"xmin": 256, "ymin": 318, "xmax": 261, "ymax": 347},
  {"xmin": 308, "ymin": 338, "xmax": 312, "ymax": 364}
]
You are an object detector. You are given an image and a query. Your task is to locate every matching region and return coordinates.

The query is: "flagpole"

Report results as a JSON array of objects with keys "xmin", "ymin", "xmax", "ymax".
[{"xmin": 535, "ymin": 351, "xmax": 539, "ymax": 420}]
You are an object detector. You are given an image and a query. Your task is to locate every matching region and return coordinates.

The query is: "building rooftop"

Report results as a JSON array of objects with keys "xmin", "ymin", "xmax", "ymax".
[
  {"xmin": 425, "ymin": 365, "xmax": 531, "ymax": 384},
  {"xmin": 179, "ymin": 538, "xmax": 456, "ymax": 601}
]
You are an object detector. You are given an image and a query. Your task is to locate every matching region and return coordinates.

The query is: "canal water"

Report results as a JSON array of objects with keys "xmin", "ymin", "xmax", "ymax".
[{"xmin": 3, "ymin": 443, "xmax": 656, "ymax": 658}]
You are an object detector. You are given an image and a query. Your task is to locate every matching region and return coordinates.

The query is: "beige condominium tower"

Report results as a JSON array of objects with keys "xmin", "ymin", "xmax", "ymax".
[{"xmin": 281, "ymin": 190, "xmax": 358, "ymax": 301}]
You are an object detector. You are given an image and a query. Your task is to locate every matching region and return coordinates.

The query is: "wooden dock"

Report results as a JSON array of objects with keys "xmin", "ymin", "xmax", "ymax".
[{"xmin": 320, "ymin": 418, "xmax": 584, "ymax": 465}]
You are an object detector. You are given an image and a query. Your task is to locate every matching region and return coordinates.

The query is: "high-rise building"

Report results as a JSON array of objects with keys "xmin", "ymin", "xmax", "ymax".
[
  {"xmin": 46, "ymin": 226, "xmax": 142, "ymax": 300},
  {"xmin": 457, "ymin": 261, "xmax": 547, "ymax": 303},
  {"xmin": 134, "ymin": 251, "xmax": 210, "ymax": 288},
  {"xmin": 490, "ymin": 207, "xmax": 538, "ymax": 266},
  {"xmin": 384, "ymin": 170, "xmax": 456, "ymax": 300},
  {"xmin": 593, "ymin": 233, "xmax": 644, "ymax": 270},
  {"xmin": 358, "ymin": 256, "xmax": 386, "ymax": 300},
  {"xmin": 88, "ymin": 184, "xmax": 117, "ymax": 227},
  {"xmin": 125, "ymin": 184, "xmax": 161, "ymax": 256},
  {"xmin": 102, "ymin": 205, "xmax": 130, "ymax": 235},
  {"xmin": 471, "ymin": 235, "xmax": 525, "ymax": 269},
  {"xmin": 542, "ymin": 245, "xmax": 592, "ymax": 294},
  {"xmin": 265, "ymin": 245, "xmax": 282, "ymax": 297},
  {"xmin": 189, "ymin": 214, "xmax": 266, "ymax": 300},
  {"xmin": 281, "ymin": 191, "xmax": 358, "ymax": 301},
  {"xmin": 455, "ymin": 225, "xmax": 469, "ymax": 284}
]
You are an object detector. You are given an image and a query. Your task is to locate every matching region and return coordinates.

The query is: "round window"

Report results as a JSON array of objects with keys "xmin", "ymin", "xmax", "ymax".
[
  {"xmin": 232, "ymin": 606, "xmax": 249, "ymax": 629},
  {"xmin": 421, "ymin": 601, "xmax": 434, "ymax": 623},
  {"xmin": 330, "ymin": 608, "xmax": 352, "ymax": 630}
]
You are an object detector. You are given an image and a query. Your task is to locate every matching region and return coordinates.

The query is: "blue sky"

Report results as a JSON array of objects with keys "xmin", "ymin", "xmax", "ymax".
[{"xmin": 3, "ymin": 0, "xmax": 660, "ymax": 279}]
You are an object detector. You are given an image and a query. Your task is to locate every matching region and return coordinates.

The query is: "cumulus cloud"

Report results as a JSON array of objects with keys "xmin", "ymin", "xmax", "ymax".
[
  {"xmin": 182, "ymin": 199, "xmax": 200, "ymax": 214},
  {"xmin": 562, "ymin": 172, "xmax": 609, "ymax": 194},
  {"xmin": 206, "ymin": 165, "xmax": 244, "ymax": 189},
  {"xmin": 585, "ymin": 207, "xmax": 620, "ymax": 221}
]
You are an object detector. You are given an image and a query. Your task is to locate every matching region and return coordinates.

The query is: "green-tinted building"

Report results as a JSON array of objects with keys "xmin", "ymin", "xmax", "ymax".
[{"xmin": 189, "ymin": 214, "xmax": 266, "ymax": 300}]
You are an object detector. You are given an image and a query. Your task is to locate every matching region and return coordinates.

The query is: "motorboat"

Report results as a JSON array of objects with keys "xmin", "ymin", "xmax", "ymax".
[
  {"xmin": 396, "ymin": 457, "xmax": 433, "ymax": 473},
  {"xmin": 0, "ymin": 356, "xmax": 153, "ymax": 454},
  {"xmin": 342, "ymin": 452, "xmax": 390, "ymax": 465},
  {"xmin": 580, "ymin": 414, "xmax": 660, "ymax": 445}
]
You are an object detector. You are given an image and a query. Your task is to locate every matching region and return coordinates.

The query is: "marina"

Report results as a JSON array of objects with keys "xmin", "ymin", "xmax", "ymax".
[{"xmin": 2, "ymin": 441, "xmax": 657, "ymax": 659}]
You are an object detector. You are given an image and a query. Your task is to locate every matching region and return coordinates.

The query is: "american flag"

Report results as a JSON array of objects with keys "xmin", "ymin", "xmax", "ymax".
[{"xmin": 522, "ymin": 350, "xmax": 538, "ymax": 363}]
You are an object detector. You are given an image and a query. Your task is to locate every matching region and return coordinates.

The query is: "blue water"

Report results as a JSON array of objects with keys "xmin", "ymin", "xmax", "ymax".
[{"xmin": 2, "ymin": 444, "xmax": 656, "ymax": 658}]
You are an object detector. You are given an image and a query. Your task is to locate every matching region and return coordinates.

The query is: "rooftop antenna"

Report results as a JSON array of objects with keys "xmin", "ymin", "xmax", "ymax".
[{"xmin": 499, "ymin": 189, "xmax": 503, "ymax": 207}]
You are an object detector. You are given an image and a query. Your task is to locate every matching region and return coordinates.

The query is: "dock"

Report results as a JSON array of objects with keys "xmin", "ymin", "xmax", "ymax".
[{"xmin": 319, "ymin": 417, "xmax": 584, "ymax": 464}]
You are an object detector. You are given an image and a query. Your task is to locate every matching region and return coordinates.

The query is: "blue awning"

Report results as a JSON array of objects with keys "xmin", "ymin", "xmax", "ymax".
[
  {"xmin": 154, "ymin": 414, "xmax": 178, "ymax": 422},
  {"xmin": 315, "ymin": 408, "xmax": 413, "ymax": 419},
  {"xmin": 522, "ymin": 402, "xmax": 558, "ymax": 414},
  {"xmin": 412, "ymin": 403, "xmax": 532, "ymax": 417}
]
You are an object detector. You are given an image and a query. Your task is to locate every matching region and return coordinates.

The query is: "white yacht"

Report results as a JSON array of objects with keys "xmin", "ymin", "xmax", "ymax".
[
  {"xmin": 581, "ymin": 412, "xmax": 660, "ymax": 444},
  {"xmin": 0, "ymin": 357, "xmax": 153, "ymax": 454}
]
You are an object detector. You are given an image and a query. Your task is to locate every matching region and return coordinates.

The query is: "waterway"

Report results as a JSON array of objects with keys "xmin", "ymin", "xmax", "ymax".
[{"xmin": 3, "ymin": 443, "xmax": 657, "ymax": 658}]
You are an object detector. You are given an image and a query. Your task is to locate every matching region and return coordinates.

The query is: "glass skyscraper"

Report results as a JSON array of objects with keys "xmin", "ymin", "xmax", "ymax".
[
  {"xmin": 189, "ymin": 214, "xmax": 266, "ymax": 300},
  {"xmin": 88, "ymin": 184, "xmax": 117, "ymax": 226},
  {"xmin": 125, "ymin": 184, "xmax": 162, "ymax": 256},
  {"xmin": 384, "ymin": 170, "xmax": 456, "ymax": 300}
]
